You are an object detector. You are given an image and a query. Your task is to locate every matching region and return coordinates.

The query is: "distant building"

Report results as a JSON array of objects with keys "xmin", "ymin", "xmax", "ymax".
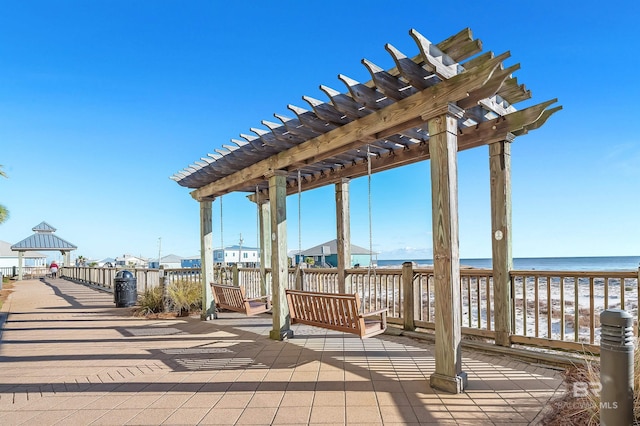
[
  {"xmin": 148, "ymin": 254, "xmax": 183, "ymax": 269},
  {"xmin": 181, "ymin": 255, "xmax": 201, "ymax": 268},
  {"xmin": 114, "ymin": 254, "xmax": 148, "ymax": 268},
  {"xmin": 214, "ymin": 245, "xmax": 259, "ymax": 267},
  {"xmin": 0, "ymin": 240, "xmax": 47, "ymax": 268},
  {"xmin": 97, "ymin": 257, "xmax": 116, "ymax": 267},
  {"xmin": 292, "ymin": 239, "xmax": 377, "ymax": 268}
]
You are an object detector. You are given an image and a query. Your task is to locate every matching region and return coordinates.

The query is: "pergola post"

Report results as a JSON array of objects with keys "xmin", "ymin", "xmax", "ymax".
[
  {"xmin": 490, "ymin": 139, "xmax": 514, "ymax": 346},
  {"xmin": 268, "ymin": 170, "xmax": 293, "ymax": 340},
  {"xmin": 200, "ymin": 199, "xmax": 216, "ymax": 320},
  {"xmin": 428, "ymin": 105, "xmax": 467, "ymax": 394},
  {"xmin": 335, "ymin": 178, "xmax": 351, "ymax": 293},
  {"xmin": 258, "ymin": 196, "xmax": 272, "ymax": 297}
]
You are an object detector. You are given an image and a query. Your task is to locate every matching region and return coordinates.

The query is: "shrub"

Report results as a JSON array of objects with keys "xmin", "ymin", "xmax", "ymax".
[
  {"xmin": 543, "ymin": 339, "xmax": 640, "ymax": 424},
  {"xmin": 168, "ymin": 279, "xmax": 202, "ymax": 315},
  {"xmin": 135, "ymin": 286, "xmax": 164, "ymax": 316}
]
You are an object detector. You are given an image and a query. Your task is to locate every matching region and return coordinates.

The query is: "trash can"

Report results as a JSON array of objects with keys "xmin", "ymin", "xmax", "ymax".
[{"xmin": 114, "ymin": 270, "xmax": 137, "ymax": 307}]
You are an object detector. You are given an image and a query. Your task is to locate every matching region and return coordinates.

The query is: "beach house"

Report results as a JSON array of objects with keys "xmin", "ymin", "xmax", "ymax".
[
  {"xmin": 0, "ymin": 240, "xmax": 47, "ymax": 276},
  {"xmin": 148, "ymin": 254, "xmax": 183, "ymax": 269},
  {"xmin": 292, "ymin": 239, "xmax": 376, "ymax": 267},
  {"xmin": 214, "ymin": 245, "xmax": 259, "ymax": 267},
  {"xmin": 180, "ymin": 255, "xmax": 201, "ymax": 268},
  {"xmin": 114, "ymin": 254, "xmax": 148, "ymax": 268}
]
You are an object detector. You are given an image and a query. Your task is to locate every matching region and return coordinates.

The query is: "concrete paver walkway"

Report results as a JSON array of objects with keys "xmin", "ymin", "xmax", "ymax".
[{"xmin": 0, "ymin": 278, "xmax": 563, "ymax": 425}]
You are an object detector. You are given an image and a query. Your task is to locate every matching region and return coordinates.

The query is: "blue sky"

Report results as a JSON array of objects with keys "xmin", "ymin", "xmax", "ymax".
[{"xmin": 1, "ymin": 1, "xmax": 638, "ymax": 262}]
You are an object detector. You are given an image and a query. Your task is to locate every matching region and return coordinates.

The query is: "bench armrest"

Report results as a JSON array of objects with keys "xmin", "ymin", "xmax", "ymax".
[
  {"xmin": 362, "ymin": 308, "xmax": 387, "ymax": 317},
  {"xmin": 362, "ymin": 308, "xmax": 387, "ymax": 330},
  {"xmin": 247, "ymin": 294, "xmax": 271, "ymax": 308}
]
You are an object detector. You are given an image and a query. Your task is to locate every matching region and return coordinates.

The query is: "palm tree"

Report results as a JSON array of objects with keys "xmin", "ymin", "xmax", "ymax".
[
  {"xmin": 0, "ymin": 205, "xmax": 7, "ymax": 224},
  {"xmin": 0, "ymin": 165, "xmax": 8, "ymax": 225}
]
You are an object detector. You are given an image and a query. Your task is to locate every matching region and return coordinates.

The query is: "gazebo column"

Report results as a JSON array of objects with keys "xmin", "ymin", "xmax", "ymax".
[
  {"xmin": 63, "ymin": 251, "xmax": 71, "ymax": 267},
  {"xmin": 335, "ymin": 178, "xmax": 351, "ymax": 293},
  {"xmin": 268, "ymin": 170, "xmax": 293, "ymax": 340},
  {"xmin": 490, "ymin": 138, "xmax": 514, "ymax": 347},
  {"xmin": 258, "ymin": 195, "xmax": 272, "ymax": 297},
  {"xmin": 17, "ymin": 251, "xmax": 24, "ymax": 280},
  {"xmin": 428, "ymin": 105, "xmax": 467, "ymax": 394},
  {"xmin": 200, "ymin": 198, "xmax": 216, "ymax": 320}
]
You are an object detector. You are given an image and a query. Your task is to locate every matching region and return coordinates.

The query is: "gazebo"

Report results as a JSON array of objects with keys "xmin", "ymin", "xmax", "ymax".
[
  {"xmin": 172, "ymin": 28, "xmax": 560, "ymax": 394},
  {"xmin": 11, "ymin": 221, "xmax": 77, "ymax": 280}
]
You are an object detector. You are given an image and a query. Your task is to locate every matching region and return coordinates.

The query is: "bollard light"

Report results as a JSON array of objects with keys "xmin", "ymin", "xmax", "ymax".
[{"xmin": 600, "ymin": 309, "xmax": 634, "ymax": 426}]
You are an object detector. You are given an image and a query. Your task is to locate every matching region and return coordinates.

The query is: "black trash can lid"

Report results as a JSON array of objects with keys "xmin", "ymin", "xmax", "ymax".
[{"xmin": 115, "ymin": 270, "xmax": 134, "ymax": 279}]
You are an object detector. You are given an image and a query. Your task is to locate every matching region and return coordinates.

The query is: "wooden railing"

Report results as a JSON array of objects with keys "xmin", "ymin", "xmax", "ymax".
[
  {"xmin": 290, "ymin": 266, "xmax": 640, "ymax": 353},
  {"xmin": 61, "ymin": 267, "xmax": 202, "ymax": 293},
  {"xmin": 59, "ymin": 264, "xmax": 640, "ymax": 354},
  {"xmin": 510, "ymin": 270, "xmax": 640, "ymax": 354},
  {"xmin": 407, "ymin": 267, "xmax": 496, "ymax": 340},
  {"xmin": 1, "ymin": 266, "xmax": 48, "ymax": 278}
]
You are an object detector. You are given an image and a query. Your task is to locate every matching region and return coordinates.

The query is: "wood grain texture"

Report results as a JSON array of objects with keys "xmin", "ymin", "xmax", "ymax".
[
  {"xmin": 428, "ymin": 112, "xmax": 465, "ymax": 386},
  {"xmin": 489, "ymin": 141, "xmax": 513, "ymax": 346},
  {"xmin": 200, "ymin": 200, "xmax": 216, "ymax": 319},
  {"xmin": 402, "ymin": 262, "xmax": 415, "ymax": 331},
  {"xmin": 268, "ymin": 171, "xmax": 292, "ymax": 340},
  {"xmin": 258, "ymin": 200, "xmax": 271, "ymax": 297},
  {"xmin": 335, "ymin": 179, "xmax": 351, "ymax": 294}
]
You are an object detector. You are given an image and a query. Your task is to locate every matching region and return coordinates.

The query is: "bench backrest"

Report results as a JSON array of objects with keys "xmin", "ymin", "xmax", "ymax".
[
  {"xmin": 211, "ymin": 283, "xmax": 247, "ymax": 311},
  {"xmin": 285, "ymin": 289, "xmax": 365, "ymax": 335}
]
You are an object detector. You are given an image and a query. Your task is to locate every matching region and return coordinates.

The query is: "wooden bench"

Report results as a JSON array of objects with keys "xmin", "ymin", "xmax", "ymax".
[
  {"xmin": 210, "ymin": 283, "xmax": 271, "ymax": 316},
  {"xmin": 285, "ymin": 289, "xmax": 387, "ymax": 338}
]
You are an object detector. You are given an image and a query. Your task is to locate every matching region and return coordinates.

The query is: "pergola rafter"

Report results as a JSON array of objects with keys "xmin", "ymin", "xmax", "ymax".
[{"xmin": 173, "ymin": 29, "xmax": 557, "ymax": 199}]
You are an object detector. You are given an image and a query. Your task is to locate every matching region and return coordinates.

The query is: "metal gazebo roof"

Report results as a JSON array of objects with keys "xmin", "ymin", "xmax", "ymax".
[{"xmin": 11, "ymin": 221, "xmax": 78, "ymax": 252}]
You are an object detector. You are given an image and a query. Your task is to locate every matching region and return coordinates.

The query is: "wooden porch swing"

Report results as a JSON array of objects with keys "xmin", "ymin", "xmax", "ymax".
[
  {"xmin": 210, "ymin": 194, "xmax": 271, "ymax": 317},
  {"xmin": 286, "ymin": 289, "xmax": 386, "ymax": 338},
  {"xmin": 285, "ymin": 145, "xmax": 387, "ymax": 338}
]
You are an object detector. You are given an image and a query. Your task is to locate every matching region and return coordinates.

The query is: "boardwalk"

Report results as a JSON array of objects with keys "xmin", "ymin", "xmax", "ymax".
[{"xmin": 0, "ymin": 278, "xmax": 563, "ymax": 425}]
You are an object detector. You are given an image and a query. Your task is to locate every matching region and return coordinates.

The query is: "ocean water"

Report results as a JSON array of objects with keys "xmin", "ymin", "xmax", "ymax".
[{"xmin": 377, "ymin": 256, "xmax": 640, "ymax": 271}]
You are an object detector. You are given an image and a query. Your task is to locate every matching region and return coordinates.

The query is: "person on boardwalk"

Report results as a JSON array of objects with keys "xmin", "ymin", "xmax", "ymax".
[{"xmin": 49, "ymin": 261, "xmax": 59, "ymax": 279}]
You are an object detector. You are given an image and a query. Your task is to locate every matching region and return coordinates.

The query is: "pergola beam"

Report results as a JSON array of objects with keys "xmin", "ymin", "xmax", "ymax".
[{"xmin": 254, "ymin": 100, "xmax": 560, "ymax": 197}]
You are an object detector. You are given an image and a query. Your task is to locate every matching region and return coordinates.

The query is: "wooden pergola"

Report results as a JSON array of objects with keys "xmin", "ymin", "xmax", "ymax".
[{"xmin": 173, "ymin": 28, "xmax": 560, "ymax": 394}]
